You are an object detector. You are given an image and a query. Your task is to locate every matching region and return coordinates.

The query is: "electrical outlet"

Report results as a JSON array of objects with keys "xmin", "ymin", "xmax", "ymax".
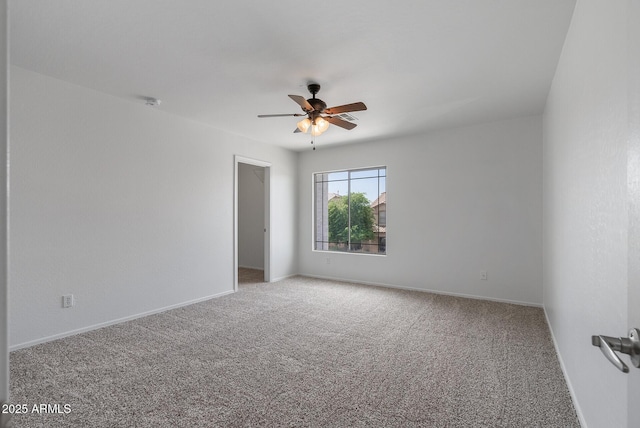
[
  {"xmin": 62, "ymin": 294, "xmax": 74, "ymax": 308},
  {"xmin": 480, "ymin": 271, "xmax": 488, "ymax": 281},
  {"xmin": 326, "ymin": 258, "xmax": 331, "ymax": 265}
]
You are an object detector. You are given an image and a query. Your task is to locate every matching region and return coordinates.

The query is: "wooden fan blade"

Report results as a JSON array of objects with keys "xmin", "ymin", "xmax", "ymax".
[
  {"xmin": 325, "ymin": 116, "xmax": 357, "ymax": 130},
  {"xmin": 293, "ymin": 128, "xmax": 301, "ymax": 133},
  {"xmin": 257, "ymin": 113, "xmax": 304, "ymax": 118},
  {"xmin": 324, "ymin": 102, "xmax": 367, "ymax": 115},
  {"xmin": 288, "ymin": 95, "xmax": 314, "ymax": 112}
]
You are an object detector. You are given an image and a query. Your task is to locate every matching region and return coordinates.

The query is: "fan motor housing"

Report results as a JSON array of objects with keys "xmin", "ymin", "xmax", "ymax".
[{"xmin": 307, "ymin": 98, "xmax": 327, "ymax": 113}]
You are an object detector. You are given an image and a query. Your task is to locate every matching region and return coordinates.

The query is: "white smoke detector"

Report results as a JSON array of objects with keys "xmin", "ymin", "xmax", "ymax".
[{"xmin": 145, "ymin": 97, "xmax": 161, "ymax": 107}]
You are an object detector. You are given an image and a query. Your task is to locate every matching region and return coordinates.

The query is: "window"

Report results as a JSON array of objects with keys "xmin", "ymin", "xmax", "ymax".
[{"xmin": 314, "ymin": 167, "xmax": 386, "ymax": 254}]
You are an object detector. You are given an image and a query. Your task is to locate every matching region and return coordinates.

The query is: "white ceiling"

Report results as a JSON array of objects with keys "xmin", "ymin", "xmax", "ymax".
[{"xmin": 10, "ymin": 0, "xmax": 576, "ymax": 151}]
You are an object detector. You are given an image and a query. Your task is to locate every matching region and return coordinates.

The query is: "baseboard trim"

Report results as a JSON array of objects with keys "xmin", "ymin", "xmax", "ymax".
[
  {"xmin": 301, "ymin": 273, "xmax": 543, "ymax": 307},
  {"xmin": 269, "ymin": 273, "xmax": 299, "ymax": 283},
  {"xmin": 543, "ymin": 308, "xmax": 587, "ymax": 428},
  {"xmin": 10, "ymin": 289, "xmax": 235, "ymax": 351},
  {"xmin": 238, "ymin": 264, "xmax": 264, "ymax": 270}
]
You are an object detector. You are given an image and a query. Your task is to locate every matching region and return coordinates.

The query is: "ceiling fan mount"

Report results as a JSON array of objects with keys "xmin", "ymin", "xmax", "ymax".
[
  {"xmin": 307, "ymin": 83, "xmax": 321, "ymax": 96},
  {"xmin": 258, "ymin": 81, "xmax": 367, "ymax": 137}
]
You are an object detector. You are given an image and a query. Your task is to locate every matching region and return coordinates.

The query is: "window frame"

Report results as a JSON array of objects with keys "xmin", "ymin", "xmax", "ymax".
[{"xmin": 312, "ymin": 165, "xmax": 387, "ymax": 256}]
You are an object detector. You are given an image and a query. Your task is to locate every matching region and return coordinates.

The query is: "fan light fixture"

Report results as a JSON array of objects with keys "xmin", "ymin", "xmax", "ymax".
[
  {"xmin": 296, "ymin": 118, "xmax": 311, "ymax": 133},
  {"xmin": 297, "ymin": 117, "xmax": 329, "ymax": 136}
]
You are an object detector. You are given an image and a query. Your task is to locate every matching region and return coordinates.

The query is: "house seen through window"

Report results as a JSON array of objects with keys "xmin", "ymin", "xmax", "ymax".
[{"xmin": 314, "ymin": 167, "xmax": 386, "ymax": 254}]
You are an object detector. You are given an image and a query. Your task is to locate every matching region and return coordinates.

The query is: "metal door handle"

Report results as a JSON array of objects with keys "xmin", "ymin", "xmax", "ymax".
[{"xmin": 591, "ymin": 328, "xmax": 640, "ymax": 373}]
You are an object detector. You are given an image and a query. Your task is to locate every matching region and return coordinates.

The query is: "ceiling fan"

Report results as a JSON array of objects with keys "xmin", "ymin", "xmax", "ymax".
[{"xmin": 258, "ymin": 83, "xmax": 367, "ymax": 137}]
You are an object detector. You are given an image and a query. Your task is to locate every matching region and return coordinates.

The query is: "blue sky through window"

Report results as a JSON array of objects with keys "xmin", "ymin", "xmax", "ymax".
[{"xmin": 326, "ymin": 168, "xmax": 386, "ymax": 203}]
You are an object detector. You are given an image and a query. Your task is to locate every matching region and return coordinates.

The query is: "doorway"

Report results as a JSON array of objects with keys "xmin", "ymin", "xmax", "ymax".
[{"xmin": 234, "ymin": 156, "xmax": 271, "ymax": 291}]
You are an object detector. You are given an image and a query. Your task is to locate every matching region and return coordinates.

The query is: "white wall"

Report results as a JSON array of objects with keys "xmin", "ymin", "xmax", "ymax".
[
  {"xmin": 298, "ymin": 115, "xmax": 543, "ymax": 305},
  {"xmin": 9, "ymin": 67, "xmax": 298, "ymax": 348},
  {"xmin": 543, "ymin": 1, "xmax": 630, "ymax": 427},
  {"xmin": 238, "ymin": 162, "xmax": 264, "ymax": 270}
]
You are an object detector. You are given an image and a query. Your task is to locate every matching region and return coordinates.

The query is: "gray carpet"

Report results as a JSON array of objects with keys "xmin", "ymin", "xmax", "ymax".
[{"xmin": 9, "ymin": 274, "xmax": 579, "ymax": 427}]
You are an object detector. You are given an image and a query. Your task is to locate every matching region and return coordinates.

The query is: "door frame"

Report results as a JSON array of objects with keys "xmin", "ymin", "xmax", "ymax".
[
  {"xmin": 0, "ymin": 0, "xmax": 7, "ymax": 404},
  {"xmin": 233, "ymin": 155, "xmax": 271, "ymax": 292},
  {"xmin": 628, "ymin": 0, "xmax": 640, "ymax": 424}
]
